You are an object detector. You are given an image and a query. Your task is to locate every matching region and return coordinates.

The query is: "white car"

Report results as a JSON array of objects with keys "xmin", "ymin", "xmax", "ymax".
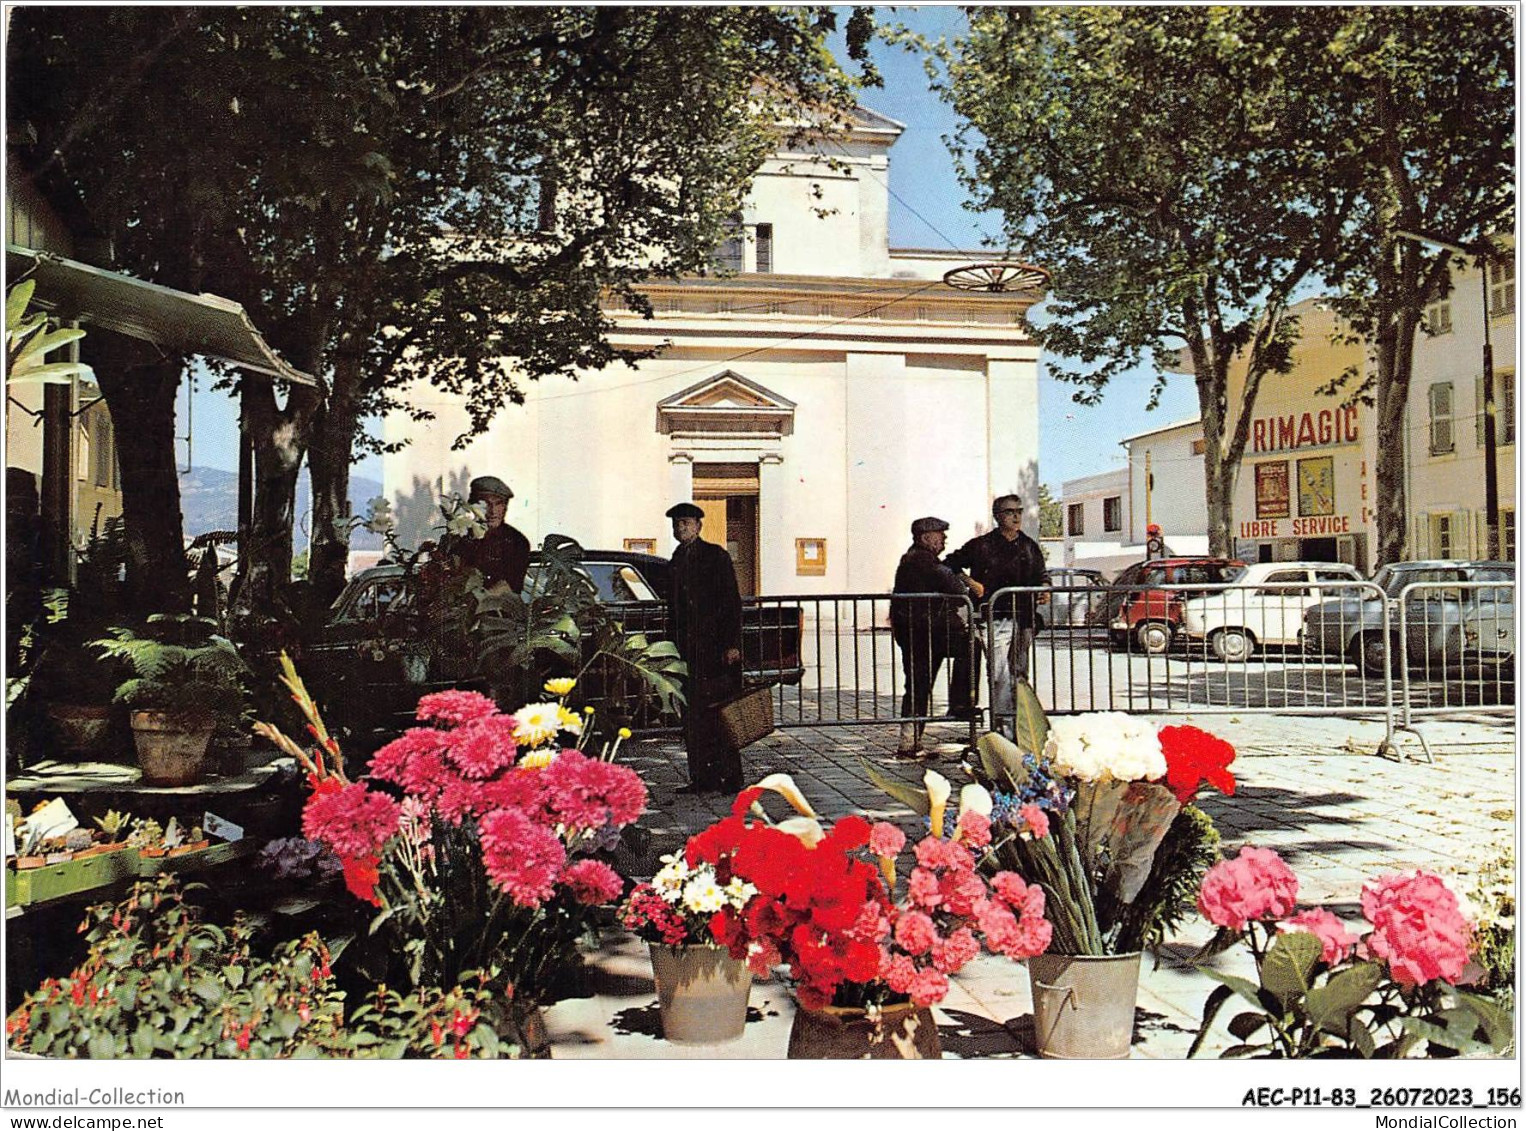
[{"xmin": 1181, "ymin": 561, "xmax": 1364, "ymax": 662}]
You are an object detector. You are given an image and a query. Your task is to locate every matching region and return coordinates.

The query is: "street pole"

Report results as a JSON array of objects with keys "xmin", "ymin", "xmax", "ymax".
[{"xmin": 1479, "ymin": 263, "xmax": 1500, "ymax": 559}]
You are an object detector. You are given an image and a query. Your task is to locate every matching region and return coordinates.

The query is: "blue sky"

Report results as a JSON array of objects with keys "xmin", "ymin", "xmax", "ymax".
[{"xmin": 178, "ymin": 6, "xmax": 1200, "ymax": 493}]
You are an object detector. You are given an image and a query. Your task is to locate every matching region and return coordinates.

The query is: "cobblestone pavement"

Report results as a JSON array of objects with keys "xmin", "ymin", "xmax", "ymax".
[{"xmin": 545, "ymin": 711, "xmax": 1515, "ymax": 1059}]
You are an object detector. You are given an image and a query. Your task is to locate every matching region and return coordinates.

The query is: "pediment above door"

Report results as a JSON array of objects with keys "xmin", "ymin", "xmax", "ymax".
[{"xmin": 656, "ymin": 370, "xmax": 795, "ymax": 436}]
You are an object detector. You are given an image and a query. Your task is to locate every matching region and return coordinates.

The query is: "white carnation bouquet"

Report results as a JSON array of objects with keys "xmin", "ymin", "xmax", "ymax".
[{"xmin": 619, "ymin": 852, "xmax": 757, "ymax": 947}]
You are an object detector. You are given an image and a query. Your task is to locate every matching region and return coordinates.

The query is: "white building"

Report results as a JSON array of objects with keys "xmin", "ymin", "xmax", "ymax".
[
  {"xmin": 382, "ymin": 108, "xmax": 1046, "ymax": 595},
  {"xmin": 1119, "ymin": 416, "xmax": 1210, "ymax": 552},
  {"xmin": 1407, "ymin": 249, "xmax": 1517, "ymax": 562},
  {"xmin": 1057, "ymin": 467, "xmax": 1132, "ymax": 572}
]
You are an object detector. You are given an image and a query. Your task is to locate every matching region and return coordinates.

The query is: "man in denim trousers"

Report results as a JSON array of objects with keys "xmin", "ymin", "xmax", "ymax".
[{"xmin": 945, "ymin": 494, "xmax": 1049, "ymax": 736}]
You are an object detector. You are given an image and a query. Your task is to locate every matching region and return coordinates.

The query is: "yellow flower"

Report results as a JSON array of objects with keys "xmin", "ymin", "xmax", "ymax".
[
  {"xmin": 617, "ymin": 727, "xmax": 632, "ymax": 740},
  {"xmin": 543, "ymin": 677, "xmax": 577, "ymax": 697},
  {"xmin": 557, "ymin": 706, "xmax": 585, "ymax": 735},
  {"xmin": 519, "ymin": 749, "xmax": 556, "ymax": 770}
]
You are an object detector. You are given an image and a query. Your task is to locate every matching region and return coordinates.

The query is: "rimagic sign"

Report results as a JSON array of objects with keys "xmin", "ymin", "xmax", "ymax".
[
  {"xmin": 1239, "ymin": 514, "xmax": 1354, "ymax": 539},
  {"xmin": 1251, "ymin": 406, "xmax": 1360, "ymax": 453}
]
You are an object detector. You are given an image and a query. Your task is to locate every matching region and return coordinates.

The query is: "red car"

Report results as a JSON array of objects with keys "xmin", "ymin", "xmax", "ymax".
[{"xmin": 1093, "ymin": 557, "xmax": 1247, "ymax": 655}]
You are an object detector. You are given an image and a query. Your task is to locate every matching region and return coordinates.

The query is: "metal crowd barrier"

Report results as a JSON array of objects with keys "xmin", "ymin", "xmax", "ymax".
[
  {"xmin": 603, "ymin": 577, "xmax": 1513, "ymax": 757},
  {"xmin": 1387, "ymin": 580, "xmax": 1517, "ymax": 762}
]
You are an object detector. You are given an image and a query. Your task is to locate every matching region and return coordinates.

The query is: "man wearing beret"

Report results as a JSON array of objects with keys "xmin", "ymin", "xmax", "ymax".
[
  {"xmin": 445, "ymin": 475, "xmax": 531, "ymax": 593},
  {"xmin": 891, "ymin": 516, "xmax": 977, "ymax": 759},
  {"xmin": 665, "ymin": 502, "xmax": 745, "ymax": 793}
]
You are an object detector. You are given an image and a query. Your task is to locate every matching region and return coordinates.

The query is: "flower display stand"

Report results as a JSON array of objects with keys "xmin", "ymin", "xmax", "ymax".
[
  {"xmin": 1027, "ymin": 952, "xmax": 1142, "ymax": 1059},
  {"xmin": 4, "ymin": 846, "xmax": 140, "ymax": 909},
  {"xmin": 135, "ymin": 840, "xmax": 250, "ymax": 877},
  {"xmin": 786, "ymin": 1001, "xmax": 941, "ymax": 1059},
  {"xmin": 648, "ymin": 943, "xmax": 751, "ymax": 1044}
]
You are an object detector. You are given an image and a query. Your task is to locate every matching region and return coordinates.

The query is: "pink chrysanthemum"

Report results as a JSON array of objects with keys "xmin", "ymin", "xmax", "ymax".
[
  {"xmin": 479, "ymin": 808, "xmax": 566, "ymax": 907},
  {"xmin": 475, "ymin": 769, "xmax": 548, "ymax": 815},
  {"xmin": 396, "ymin": 748, "xmax": 451, "ymax": 799},
  {"xmin": 434, "ymin": 772, "xmax": 487, "ymax": 824},
  {"xmin": 893, "ymin": 909, "xmax": 938, "ymax": 956},
  {"xmin": 541, "ymin": 752, "xmax": 648, "ymax": 829},
  {"xmin": 302, "ymin": 782, "xmax": 401, "ymax": 859},
  {"xmin": 367, "ymin": 727, "xmax": 449, "ymax": 788},
  {"xmin": 561, "ymin": 859, "xmax": 624, "ymax": 906},
  {"xmin": 1280, "ymin": 908, "xmax": 1359, "ymax": 966},
  {"xmin": 1197, "ymin": 847, "xmax": 1299, "ymax": 931},
  {"xmin": 1360, "ymin": 871, "xmax": 1473, "ymax": 987},
  {"xmin": 868, "ymin": 822, "xmax": 906, "ymax": 859},
  {"xmin": 415, "ymin": 689, "xmax": 499, "ymax": 727},
  {"xmin": 444, "ymin": 714, "xmax": 520, "ymax": 779}
]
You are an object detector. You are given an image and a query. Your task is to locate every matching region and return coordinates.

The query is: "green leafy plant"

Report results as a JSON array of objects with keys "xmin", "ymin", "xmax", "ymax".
[
  {"xmin": 91, "ymin": 614, "xmax": 250, "ymax": 724},
  {"xmin": 4, "ymin": 877, "xmax": 532, "ymax": 1058},
  {"xmin": 93, "ymin": 809, "xmax": 132, "ymax": 841},
  {"xmin": 5, "ymin": 278, "xmax": 94, "ymax": 385}
]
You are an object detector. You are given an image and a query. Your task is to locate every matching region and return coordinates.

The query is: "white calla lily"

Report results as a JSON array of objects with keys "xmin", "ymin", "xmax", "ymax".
[
  {"xmin": 959, "ymin": 783, "xmax": 993, "ymax": 819},
  {"xmin": 749, "ymin": 773, "xmax": 818, "ymax": 818},
  {"xmin": 924, "ymin": 769, "xmax": 951, "ymax": 839},
  {"xmin": 772, "ymin": 816, "xmax": 826, "ymax": 848}
]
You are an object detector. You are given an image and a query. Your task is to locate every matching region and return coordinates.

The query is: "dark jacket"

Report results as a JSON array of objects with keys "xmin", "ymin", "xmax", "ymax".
[
  {"xmin": 944, "ymin": 528, "xmax": 1049, "ymax": 626},
  {"xmin": 890, "ymin": 544, "xmax": 970, "ymax": 644},
  {"xmin": 444, "ymin": 523, "xmax": 531, "ymax": 591},
  {"xmin": 668, "ymin": 537, "xmax": 743, "ymax": 679}
]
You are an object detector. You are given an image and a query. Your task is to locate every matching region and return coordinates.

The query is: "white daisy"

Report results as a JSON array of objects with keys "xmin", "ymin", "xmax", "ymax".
[
  {"xmin": 682, "ymin": 876, "xmax": 727, "ymax": 915},
  {"xmin": 512, "ymin": 702, "xmax": 563, "ymax": 746}
]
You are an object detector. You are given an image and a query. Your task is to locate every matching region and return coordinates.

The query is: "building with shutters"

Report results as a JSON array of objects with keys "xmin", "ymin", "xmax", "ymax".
[{"xmin": 381, "ymin": 106, "xmax": 1048, "ymax": 595}]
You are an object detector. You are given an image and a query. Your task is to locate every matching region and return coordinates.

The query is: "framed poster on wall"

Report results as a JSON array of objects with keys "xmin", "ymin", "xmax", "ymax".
[
  {"xmin": 1255, "ymin": 461, "xmax": 1290, "ymax": 519},
  {"xmin": 1297, "ymin": 456, "xmax": 1336, "ymax": 517}
]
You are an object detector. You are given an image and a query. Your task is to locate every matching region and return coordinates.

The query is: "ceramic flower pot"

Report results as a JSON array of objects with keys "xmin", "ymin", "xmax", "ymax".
[
  {"xmin": 1026, "ymin": 951, "xmax": 1142, "ymax": 1059},
  {"xmin": 129, "ymin": 710, "xmax": 215, "ymax": 786},
  {"xmin": 648, "ymin": 942, "xmax": 751, "ymax": 1044},
  {"xmin": 786, "ymin": 999, "xmax": 941, "ymax": 1059}
]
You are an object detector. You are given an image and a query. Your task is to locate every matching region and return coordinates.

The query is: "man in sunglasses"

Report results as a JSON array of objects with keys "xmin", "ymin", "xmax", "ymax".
[{"xmin": 945, "ymin": 494, "xmax": 1049, "ymax": 735}]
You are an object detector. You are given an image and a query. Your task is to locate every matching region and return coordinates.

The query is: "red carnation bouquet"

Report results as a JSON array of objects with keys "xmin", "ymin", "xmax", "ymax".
[
  {"xmin": 256, "ymin": 658, "xmax": 643, "ymax": 1002},
  {"xmin": 684, "ymin": 774, "xmax": 1051, "ymax": 1012}
]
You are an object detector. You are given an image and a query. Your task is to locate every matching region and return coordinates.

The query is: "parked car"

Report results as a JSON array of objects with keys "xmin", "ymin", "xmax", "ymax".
[
  {"xmin": 1301, "ymin": 560, "xmax": 1515, "ymax": 675},
  {"xmin": 1092, "ymin": 557, "xmax": 1246, "ymax": 655},
  {"xmin": 1180, "ymin": 561, "xmax": 1364, "ymax": 662},
  {"xmin": 1038, "ymin": 567, "xmax": 1108, "ymax": 631},
  {"xmin": 310, "ymin": 549, "xmax": 805, "ymax": 740}
]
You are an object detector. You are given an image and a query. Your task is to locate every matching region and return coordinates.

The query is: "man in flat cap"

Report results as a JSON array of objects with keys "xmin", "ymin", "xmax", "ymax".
[
  {"xmin": 665, "ymin": 502, "xmax": 744, "ymax": 793},
  {"xmin": 890, "ymin": 516, "xmax": 977, "ymax": 758},
  {"xmin": 445, "ymin": 475, "xmax": 531, "ymax": 593},
  {"xmin": 945, "ymin": 494, "xmax": 1049, "ymax": 737}
]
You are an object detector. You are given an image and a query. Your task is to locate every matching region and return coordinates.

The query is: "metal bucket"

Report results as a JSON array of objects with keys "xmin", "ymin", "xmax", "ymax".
[
  {"xmin": 649, "ymin": 943, "xmax": 751, "ymax": 1044},
  {"xmin": 1027, "ymin": 951, "xmax": 1142, "ymax": 1059}
]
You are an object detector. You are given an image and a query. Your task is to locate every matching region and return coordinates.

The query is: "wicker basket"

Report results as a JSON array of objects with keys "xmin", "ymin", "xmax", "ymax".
[{"xmin": 714, "ymin": 685, "xmax": 775, "ymax": 751}]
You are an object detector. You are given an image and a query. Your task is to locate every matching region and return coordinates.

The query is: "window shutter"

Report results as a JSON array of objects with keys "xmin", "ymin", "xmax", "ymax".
[
  {"xmin": 1429, "ymin": 383, "xmax": 1454, "ymax": 454},
  {"xmin": 755, "ymin": 223, "xmax": 773, "ymax": 274}
]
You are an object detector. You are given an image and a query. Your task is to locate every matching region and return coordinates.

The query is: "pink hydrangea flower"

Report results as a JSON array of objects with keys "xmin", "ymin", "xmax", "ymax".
[
  {"xmin": 868, "ymin": 822, "xmax": 906, "ymax": 859},
  {"xmin": 1360, "ymin": 871, "xmax": 1473, "ymax": 987},
  {"xmin": 1197, "ymin": 847, "xmax": 1299, "ymax": 931},
  {"xmin": 479, "ymin": 807, "xmax": 566, "ymax": 907},
  {"xmin": 955, "ymin": 810, "xmax": 991, "ymax": 848},
  {"xmin": 893, "ymin": 910, "xmax": 938, "ymax": 956},
  {"xmin": 414, "ymin": 689, "xmax": 499, "ymax": 726},
  {"xmin": 302, "ymin": 782, "xmax": 401, "ymax": 859},
  {"xmin": 1280, "ymin": 908, "xmax": 1359, "ymax": 966},
  {"xmin": 561, "ymin": 859, "xmax": 624, "ymax": 906}
]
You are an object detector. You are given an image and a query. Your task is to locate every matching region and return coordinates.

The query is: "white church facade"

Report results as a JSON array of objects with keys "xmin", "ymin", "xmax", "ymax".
[{"xmin": 382, "ymin": 107, "xmax": 1046, "ymax": 595}]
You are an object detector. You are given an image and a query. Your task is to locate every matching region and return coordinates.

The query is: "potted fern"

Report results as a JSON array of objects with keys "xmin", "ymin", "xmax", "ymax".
[{"xmin": 91, "ymin": 615, "xmax": 251, "ymax": 786}]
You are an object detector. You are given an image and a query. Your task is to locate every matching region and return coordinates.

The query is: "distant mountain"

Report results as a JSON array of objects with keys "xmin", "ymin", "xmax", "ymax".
[{"xmin": 178, "ymin": 466, "xmax": 384, "ymax": 550}]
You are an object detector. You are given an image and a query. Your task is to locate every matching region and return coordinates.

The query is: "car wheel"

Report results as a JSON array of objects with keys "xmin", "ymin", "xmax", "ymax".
[
  {"xmin": 1136, "ymin": 621, "xmax": 1172, "ymax": 656},
  {"xmin": 1211, "ymin": 628, "xmax": 1254, "ymax": 663},
  {"xmin": 1354, "ymin": 631, "xmax": 1396, "ymax": 677}
]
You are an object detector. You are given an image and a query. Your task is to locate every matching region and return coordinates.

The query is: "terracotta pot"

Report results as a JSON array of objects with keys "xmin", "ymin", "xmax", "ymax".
[
  {"xmin": 1026, "ymin": 951, "xmax": 1142, "ymax": 1060},
  {"xmin": 129, "ymin": 710, "xmax": 215, "ymax": 786},
  {"xmin": 786, "ymin": 999, "xmax": 941, "ymax": 1060},
  {"xmin": 648, "ymin": 943, "xmax": 751, "ymax": 1044},
  {"xmin": 47, "ymin": 704, "xmax": 113, "ymax": 755}
]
